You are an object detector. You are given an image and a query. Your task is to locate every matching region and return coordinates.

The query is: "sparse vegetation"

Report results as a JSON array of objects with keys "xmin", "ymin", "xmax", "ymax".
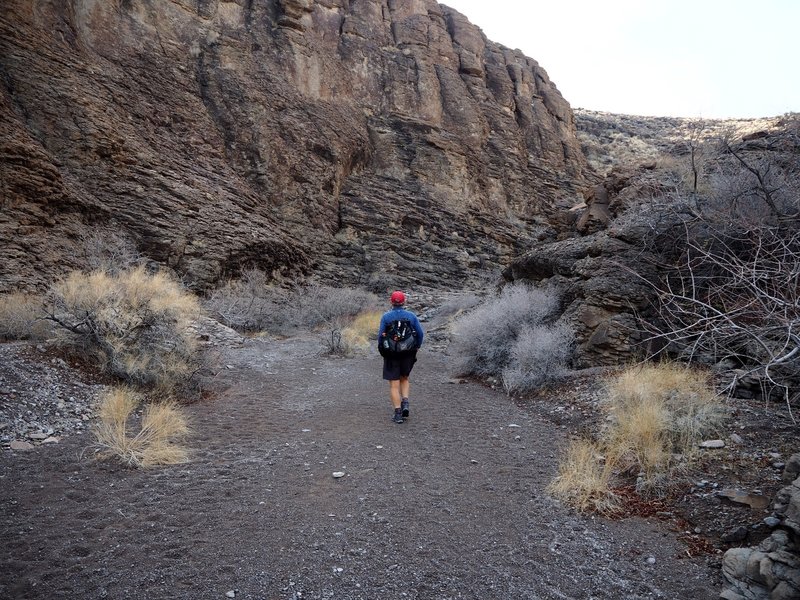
[
  {"xmin": 0, "ymin": 292, "xmax": 51, "ymax": 340},
  {"xmin": 92, "ymin": 387, "xmax": 189, "ymax": 468},
  {"xmin": 549, "ymin": 363, "xmax": 725, "ymax": 512},
  {"xmin": 626, "ymin": 118, "xmax": 800, "ymax": 420},
  {"xmin": 325, "ymin": 310, "xmax": 383, "ymax": 356},
  {"xmin": 604, "ymin": 364, "xmax": 724, "ymax": 491},
  {"xmin": 46, "ymin": 266, "xmax": 201, "ymax": 391},
  {"xmin": 80, "ymin": 231, "xmax": 143, "ymax": 274},
  {"xmin": 547, "ymin": 438, "xmax": 620, "ymax": 515},
  {"xmin": 450, "ymin": 284, "xmax": 573, "ymax": 394},
  {"xmin": 205, "ymin": 271, "xmax": 378, "ymax": 335}
]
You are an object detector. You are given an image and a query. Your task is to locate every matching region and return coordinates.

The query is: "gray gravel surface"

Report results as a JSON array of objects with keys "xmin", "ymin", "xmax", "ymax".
[{"xmin": 0, "ymin": 334, "xmax": 719, "ymax": 599}]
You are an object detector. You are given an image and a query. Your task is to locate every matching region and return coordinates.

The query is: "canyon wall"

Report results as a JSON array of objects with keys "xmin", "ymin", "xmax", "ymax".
[{"xmin": 0, "ymin": 0, "xmax": 590, "ymax": 291}]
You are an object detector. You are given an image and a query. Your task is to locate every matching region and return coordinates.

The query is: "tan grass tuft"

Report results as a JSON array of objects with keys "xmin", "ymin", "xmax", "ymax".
[
  {"xmin": 0, "ymin": 292, "xmax": 51, "ymax": 340},
  {"xmin": 93, "ymin": 387, "xmax": 189, "ymax": 468},
  {"xmin": 547, "ymin": 439, "xmax": 620, "ymax": 514},
  {"xmin": 341, "ymin": 310, "xmax": 383, "ymax": 351},
  {"xmin": 550, "ymin": 362, "xmax": 725, "ymax": 510}
]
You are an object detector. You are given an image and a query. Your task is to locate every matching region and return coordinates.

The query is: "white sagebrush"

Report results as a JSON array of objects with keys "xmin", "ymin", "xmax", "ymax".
[{"xmin": 451, "ymin": 284, "xmax": 572, "ymax": 391}]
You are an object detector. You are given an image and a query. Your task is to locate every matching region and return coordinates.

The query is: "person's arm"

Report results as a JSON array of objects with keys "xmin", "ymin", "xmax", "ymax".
[
  {"xmin": 412, "ymin": 315, "xmax": 424, "ymax": 348},
  {"xmin": 378, "ymin": 314, "xmax": 386, "ymax": 347}
]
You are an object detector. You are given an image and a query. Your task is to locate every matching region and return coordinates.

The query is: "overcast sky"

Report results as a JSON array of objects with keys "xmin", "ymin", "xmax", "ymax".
[{"xmin": 441, "ymin": 0, "xmax": 799, "ymax": 119}]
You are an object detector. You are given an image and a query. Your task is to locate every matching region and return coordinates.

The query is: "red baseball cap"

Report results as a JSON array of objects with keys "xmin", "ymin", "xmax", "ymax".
[{"xmin": 390, "ymin": 291, "xmax": 406, "ymax": 305}]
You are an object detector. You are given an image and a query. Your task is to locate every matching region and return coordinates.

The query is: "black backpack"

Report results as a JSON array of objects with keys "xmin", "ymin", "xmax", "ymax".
[{"xmin": 379, "ymin": 319, "xmax": 417, "ymax": 356}]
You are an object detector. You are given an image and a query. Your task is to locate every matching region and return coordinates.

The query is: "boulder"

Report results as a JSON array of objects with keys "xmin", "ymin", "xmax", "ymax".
[{"xmin": 720, "ymin": 472, "xmax": 800, "ymax": 600}]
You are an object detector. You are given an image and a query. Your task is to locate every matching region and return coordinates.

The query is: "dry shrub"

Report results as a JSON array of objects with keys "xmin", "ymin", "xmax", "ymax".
[
  {"xmin": 450, "ymin": 284, "xmax": 573, "ymax": 392},
  {"xmin": 93, "ymin": 387, "xmax": 189, "ymax": 467},
  {"xmin": 0, "ymin": 292, "xmax": 51, "ymax": 340},
  {"xmin": 550, "ymin": 363, "xmax": 725, "ymax": 510},
  {"xmin": 205, "ymin": 272, "xmax": 379, "ymax": 335},
  {"xmin": 80, "ymin": 231, "xmax": 142, "ymax": 274},
  {"xmin": 48, "ymin": 266, "xmax": 200, "ymax": 390},
  {"xmin": 605, "ymin": 363, "xmax": 725, "ymax": 480},
  {"xmin": 501, "ymin": 323, "xmax": 573, "ymax": 394},
  {"xmin": 547, "ymin": 439, "xmax": 620, "ymax": 515}
]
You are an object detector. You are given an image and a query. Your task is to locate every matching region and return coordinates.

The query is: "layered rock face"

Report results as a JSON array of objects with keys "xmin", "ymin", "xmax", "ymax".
[{"xmin": 0, "ymin": 0, "xmax": 589, "ymax": 291}]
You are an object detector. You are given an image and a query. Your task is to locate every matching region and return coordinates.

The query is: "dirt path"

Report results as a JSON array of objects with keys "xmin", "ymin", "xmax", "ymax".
[{"xmin": 1, "ymin": 336, "xmax": 720, "ymax": 599}]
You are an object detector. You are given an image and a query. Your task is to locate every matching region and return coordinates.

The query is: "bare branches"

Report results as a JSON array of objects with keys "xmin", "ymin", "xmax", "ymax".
[
  {"xmin": 645, "ymin": 224, "xmax": 800, "ymax": 422},
  {"xmin": 717, "ymin": 136, "xmax": 800, "ymax": 222}
]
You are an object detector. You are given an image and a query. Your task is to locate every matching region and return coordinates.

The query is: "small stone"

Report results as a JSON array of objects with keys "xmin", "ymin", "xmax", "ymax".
[
  {"xmin": 508, "ymin": 424, "xmax": 521, "ymax": 428},
  {"xmin": 718, "ymin": 488, "xmax": 770, "ymax": 509},
  {"xmin": 226, "ymin": 591, "xmax": 236, "ymax": 598},
  {"xmin": 27, "ymin": 432, "xmax": 49, "ymax": 440},
  {"xmin": 42, "ymin": 437, "xmax": 60, "ymax": 444},
  {"xmin": 646, "ymin": 556, "xmax": 656, "ymax": 565},
  {"xmin": 375, "ymin": 445, "xmax": 383, "ymax": 449},
  {"xmin": 332, "ymin": 472, "xmax": 345, "ymax": 478},
  {"xmin": 470, "ymin": 459, "xmax": 478, "ymax": 464},
  {"xmin": 226, "ymin": 365, "xmax": 234, "ymax": 370},
  {"xmin": 729, "ymin": 433, "xmax": 744, "ymax": 445},
  {"xmin": 763, "ymin": 517, "xmax": 781, "ymax": 528},
  {"xmin": 699, "ymin": 439, "xmax": 725, "ymax": 449},
  {"xmin": 720, "ymin": 526, "xmax": 748, "ymax": 543},
  {"xmin": 10, "ymin": 440, "xmax": 35, "ymax": 451}
]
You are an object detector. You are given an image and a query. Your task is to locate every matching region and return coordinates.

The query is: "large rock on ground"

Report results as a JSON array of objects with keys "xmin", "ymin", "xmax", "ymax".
[
  {"xmin": 0, "ymin": 0, "xmax": 590, "ymax": 291},
  {"xmin": 720, "ymin": 456, "xmax": 800, "ymax": 600}
]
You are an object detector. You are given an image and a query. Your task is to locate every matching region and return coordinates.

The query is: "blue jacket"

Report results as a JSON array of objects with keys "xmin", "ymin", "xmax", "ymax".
[{"xmin": 377, "ymin": 306, "xmax": 424, "ymax": 350}]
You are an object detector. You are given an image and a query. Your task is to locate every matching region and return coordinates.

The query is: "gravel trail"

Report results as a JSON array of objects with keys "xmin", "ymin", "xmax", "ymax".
[{"xmin": 0, "ymin": 335, "xmax": 719, "ymax": 599}]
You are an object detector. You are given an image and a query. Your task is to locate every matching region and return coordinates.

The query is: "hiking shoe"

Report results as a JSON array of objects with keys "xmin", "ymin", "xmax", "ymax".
[
  {"xmin": 401, "ymin": 398, "xmax": 409, "ymax": 418},
  {"xmin": 392, "ymin": 409, "xmax": 404, "ymax": 424}
]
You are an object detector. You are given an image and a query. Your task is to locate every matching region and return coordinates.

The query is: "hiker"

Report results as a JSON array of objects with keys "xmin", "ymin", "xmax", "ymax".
[{"xmin": 377, "ymin": 290, "xmax": 424, "ymax": 424}]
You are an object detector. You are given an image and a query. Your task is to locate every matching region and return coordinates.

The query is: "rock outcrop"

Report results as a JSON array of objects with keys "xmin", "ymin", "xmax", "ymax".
[
  {"xmin": 503, "ymin": 165, "xmax": 663, "ymax": 367},
  {"xmin": 720, "ymin": 454, "xmax": 800, "ymax": 600},
  {"xmin": 507, "ymin": 114, "xmax": 800, "ymax": 368},
  {"xmin": 0, "ymin": 0, "xmax": 590, "ymax": 292}
]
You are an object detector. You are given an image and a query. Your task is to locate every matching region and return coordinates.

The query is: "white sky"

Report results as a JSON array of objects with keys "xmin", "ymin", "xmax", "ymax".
[{"xmin": 441, "ymin": 0, "xmax": 800, "ymax": 119}]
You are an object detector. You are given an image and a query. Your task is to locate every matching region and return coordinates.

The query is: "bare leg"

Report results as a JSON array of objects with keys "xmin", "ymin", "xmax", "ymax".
[
  {"xmin": 399, "ymin": 376, "xmax": 410, "ymax": 400},
  {"xmin": 389, "ymin": 380, "xmax": 402, "ymax": 409}
]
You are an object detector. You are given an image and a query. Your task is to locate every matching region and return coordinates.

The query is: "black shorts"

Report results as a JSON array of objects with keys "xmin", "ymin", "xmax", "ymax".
[{"xmin": 382, "ymin": 352, "xmax": 417, "ymax": 381}]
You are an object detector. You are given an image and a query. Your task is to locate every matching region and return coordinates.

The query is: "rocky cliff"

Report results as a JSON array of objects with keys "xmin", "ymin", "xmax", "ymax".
[{"xmin": 0, "ymin": 0, "xmax": 590, "ymax": 291}]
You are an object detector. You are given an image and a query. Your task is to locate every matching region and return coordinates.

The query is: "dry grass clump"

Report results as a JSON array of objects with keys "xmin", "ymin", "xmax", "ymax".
[
  {"xmin": 547, "ymin": 439, "xmax": 620, "ymax": 515},
  {"xmin": 48, "ymin": 266, "xmax": 201, "ymax": 390},
  {"xmin": 606, "ymin": 364, "xmax": 724, "ymax": 468},
  {"xmin": 93, "ymin": 387, "xmax": 189, "ymax": 468},
  {"xmin": 0, "ymin": 292, "xmax": 51, "ymax": 340},
  {"xmin": 325, "ymin": 310, "xmax": 383, "ymax": 356},
  {"xmin": 549, "ymin": 363, "xmax": 725, "ymax": 512}
]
